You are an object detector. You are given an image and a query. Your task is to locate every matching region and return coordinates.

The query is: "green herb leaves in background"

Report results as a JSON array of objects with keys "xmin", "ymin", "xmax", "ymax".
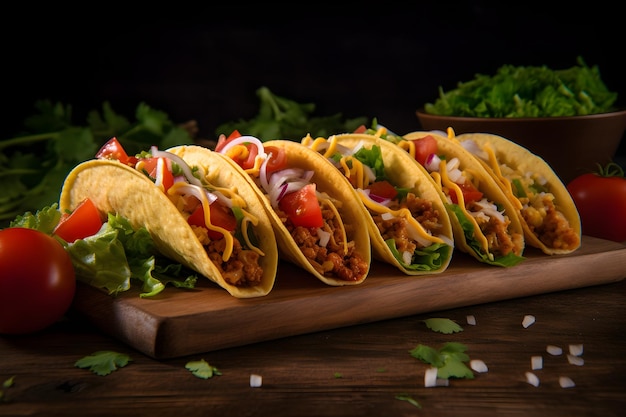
[
  {"xmin": 425, "ymin": 56, "xmax": 618, "ymax": 118},
  {"xmin": 0, "ymin": 101, "xmax": 195, "ymax": 226},
  {"xmin": 214, "ymin": 86, "xmax": 369, "ymax": 141}
]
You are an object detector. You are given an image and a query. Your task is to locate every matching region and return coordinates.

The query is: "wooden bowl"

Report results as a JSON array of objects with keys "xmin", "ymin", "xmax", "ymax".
[{"xmin": 416, "ymin": 109, "xmax": 626, "ymax": 183}]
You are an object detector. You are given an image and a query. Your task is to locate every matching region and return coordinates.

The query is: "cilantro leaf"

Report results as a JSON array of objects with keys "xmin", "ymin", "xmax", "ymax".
[
  {"xmin": 422, "ymin": 318, "xmax": 464, "ymax": 334},
  {"xmin": 75, "ymin": 351, "xmax": 132, "ymax": 376},
  {"xmin": 185, "ymin": 359, "xmax": 222, "ymax": 379},
  {"xmin": 410, "ymin": 342, "xmax": 475, "ymax": 380}
]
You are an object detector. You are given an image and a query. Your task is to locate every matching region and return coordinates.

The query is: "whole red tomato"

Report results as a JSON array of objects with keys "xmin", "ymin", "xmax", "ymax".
[
  {"xmin": 566, "ymin": 162, "xmax": 626, "ymax": 242},
  {"xmin": 0, "ymin": 228, "xmax": 76, "ymax": 334}
]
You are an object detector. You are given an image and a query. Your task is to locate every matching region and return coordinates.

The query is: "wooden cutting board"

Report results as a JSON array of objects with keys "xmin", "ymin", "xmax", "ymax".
[{"xmin": 72, "ymin": 236, "xmax": 626, "ymax": 359}]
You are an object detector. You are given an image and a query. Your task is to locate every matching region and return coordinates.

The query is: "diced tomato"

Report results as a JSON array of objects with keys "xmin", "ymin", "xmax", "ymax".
[
  {"xmin": 53, "ymin": 198, "xmax": 104, "ymax": 243},
  {"xmin": 410, "ymin": 135, "xmax": 438, "ymax": 166},
  {"xmin": 366, "ymin": 180, "xmax": 398, "ymax": 200},
  {"xmin": 187, "ymin": 203, "xmax": 237, "ymax": 240},
  {"xmin": 353, "ymin": 124, "xmax": 367, "ymax": 133},
  {"xmin": 95, "ymin": 137, "xmax": 138, "ymax": 166},
  {"xmin": 264, "ymin": 146, "xmax": 288, "ymax": 176},
  {"xmin": 138, "ymin": 157, "xmax": 175, "ymax": 193},
  {"xmin": 278, "ymin": 184, "xmax": 324, "ymax": 228},
  {"xmin": 215, "ymin": 130, "xmax": 242, "ymax": 152},
  {"xmin": 449, "ymin": 181, "xmax": 484, "ymax": 205}
]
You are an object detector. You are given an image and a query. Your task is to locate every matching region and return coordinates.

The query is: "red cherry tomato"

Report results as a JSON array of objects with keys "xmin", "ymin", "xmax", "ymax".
[
  {"xmin": 54, "ymin": 198, "xmax": 104, "ymax": 243},
  {"xmin": 279, "ymin": 184, "xmax": 324, "ymax": 228},
  {"xmin": 410, "ymin": 135, "xmax": 439, "ymax": 166},
  {"xmin": 566, "ymin": 162, "xmax": 626, "ymax": 242},
  {"xmin": 0, "ymin": 228, "xmax": 76, "ymax": 334}
]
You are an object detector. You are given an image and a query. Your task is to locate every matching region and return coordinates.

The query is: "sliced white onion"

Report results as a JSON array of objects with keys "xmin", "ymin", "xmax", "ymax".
[
  {"xmin": 546, "ymin": 345, "xmax": 563, "ymax": 356},
  {"xmin": 569, "ymin": 344, "xmax": 584, "ymax": 356},
  {"xmin": 473, "ymin": 199, "xmax": 506, "ymax": 223},
  {"xmin": 525, "ymin": 372, "xmax": 540, "ymax": 387},
  {"xmin": 317, "ymin": 229, "xmax": 331, "ymax": 247},
  {"xmin": 531, "ymin": 355, "xmax": 543, "ymax": 370},
  {"xmin": 522, "ymin": 315, "xmax": 536, "ymax": 328},
  {"xmin": 567, "ymin": 354, "xmax": 584, "ymax": 366},
  {"xmin": 470, "ymin": 359, "xmax": 488, "ymax": 373},
  {"xmin": 250, "ymin": 374, "xmax": 263, "ymax": 388},
  {"xmin": 446, "ymin": 157, "xmax": 461, "ymax": 171},
  {"xmin": 150, "ymin": 146, "xmax": 203, "ymax": 187},
  {"xmin": 402, "ymin": 251, "xmax": 412, "ymax": 265},
  {"xmin": 424, "ymin": 153, "xmax": 441, "ymax": 171},
  {"xmin": 559, "ymin": 376, "xmax": 576, "ymax": 388},
  {"xmin": 460, "ymin": 139, "xmax": 489, "ymax": 160},
  {"xmin": 424, "ymin": 367, "xmax": 438, "ymax": 388}
]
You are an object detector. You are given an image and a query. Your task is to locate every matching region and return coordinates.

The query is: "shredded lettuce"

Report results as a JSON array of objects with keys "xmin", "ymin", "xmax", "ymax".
[{"xmin": 425, "ymin": 57, "xmax": 618, "ymax": 117}]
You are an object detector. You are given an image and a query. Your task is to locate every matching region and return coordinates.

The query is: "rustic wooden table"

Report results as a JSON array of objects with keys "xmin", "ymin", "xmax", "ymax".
[{"xmin": 1, "ymin": 274, "xmax": 625, "ymax": 417}]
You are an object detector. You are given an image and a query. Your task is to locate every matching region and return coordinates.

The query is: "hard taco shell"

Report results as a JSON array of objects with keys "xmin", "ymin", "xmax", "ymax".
[
  {"xmin": 59, "ymin": 146, "xmax": 278, "ymax": 298},
  {"xmin": 455, "ymin": 133, "xmax": 581, "ymax": 254}
]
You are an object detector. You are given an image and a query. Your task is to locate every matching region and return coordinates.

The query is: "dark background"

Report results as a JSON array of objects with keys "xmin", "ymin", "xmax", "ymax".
[{"xmin": 3, "ymin": 3, "xmax": 625, "ymax": 156}]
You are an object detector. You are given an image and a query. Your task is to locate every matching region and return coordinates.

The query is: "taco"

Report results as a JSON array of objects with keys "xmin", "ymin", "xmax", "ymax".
[
  {"xmin": 300, "ymin": 132, "xmax": 454, "ymax": 275},
  {"xmin": 455, "ymin": 132, "xmax": 581, "ymax": 255},
  {"xmin": 214, "ymin": 132, "xmax": 371, "ymax": 286},
  {"xmin": 385, "ymin": 128, "xmax": 526, "ymax": 267},
  {"xmin": 59, "ymin": 139, "xmax": 279, "ymax": 298}
]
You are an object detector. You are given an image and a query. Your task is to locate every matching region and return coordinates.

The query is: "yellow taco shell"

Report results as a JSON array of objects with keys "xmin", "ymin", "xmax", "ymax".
[
  {"xmin": 402, "ymin": 131, "xmax": 526, "ymax": 265},
  {"xmin": 59, "ymin": 146, "xmax": 278, "ymax": 298},
  {"xmin": 455, "ymin": 133, "xmax": 581, "ymax": 254},
  {"xmin": 303, "ymin": 133, "xmax": 455, "ymax": 275},
  {"xmin": 218, "ymin": 139, "xmax": 372, "ymax": 286}
]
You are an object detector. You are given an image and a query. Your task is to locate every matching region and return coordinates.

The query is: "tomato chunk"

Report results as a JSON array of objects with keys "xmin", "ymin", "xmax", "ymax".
[
  {"xmin": 449, "ymin": 181, "xmax": 484, "ymax": 205},
  {"xmin": 366, "ymin": 180, "xmax": 398, "ymax": 200},
  {"xmin": 54, "ymin": 198, "xmax": 104, "ymax": 243},
  {"xmin": 188, "ymin": 203, "xmax": 237, "ymax": 240},
  {"xmin": 279, "ymin": 184, "xmax": 324, "ymax": 228},
  {"xmin": 138, "ymin": 157, "xmax": 175, "ymax": 192},
  {"xmin": 410, "ymin": 135, "xmax": 438, "ymax": 166},
  {"xmin": 96, "ymin": 137, "xmax": 137, "ymax": 166}
]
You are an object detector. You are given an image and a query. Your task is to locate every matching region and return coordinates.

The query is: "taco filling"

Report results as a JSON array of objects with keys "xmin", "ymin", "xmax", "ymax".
[
  {"xmin": 460, "ymin": 137, "xmax": 580, "ymax": 252},
  {"xmin": 216, "ymin": 132, "xmax": 368, "ymax": 281},
  {"xmin": 302, "ymin": 134, "xmax": 451, "ymax": 270},
  {"xmin": 397, "ymin": 134, "xmax": 525, "ymax": 266},
  {"xmin": 96, "ymin": 138, "xmax": 266, "ymax": 287}
]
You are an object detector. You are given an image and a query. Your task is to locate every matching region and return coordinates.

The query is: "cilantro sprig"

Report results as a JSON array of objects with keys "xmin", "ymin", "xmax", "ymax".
[
  {"xmin": 214, "ymin": 86, "xmax": 369, "ymax": 141},
  {"xmin": 0, "ymin": 100, "xmax": 195, "ymax": 226}
]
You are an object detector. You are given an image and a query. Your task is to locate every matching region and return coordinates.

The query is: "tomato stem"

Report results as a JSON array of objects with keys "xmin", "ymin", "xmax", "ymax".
[{"xmin": 596, "ymin": 162, "xmax": 624, "ymax": 178}]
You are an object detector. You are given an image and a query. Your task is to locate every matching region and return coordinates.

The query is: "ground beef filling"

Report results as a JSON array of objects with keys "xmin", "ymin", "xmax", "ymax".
[
  {"xmin": 467, "ymin": 201, "xmax": 524, "ymax": 257},
  {"xmin": 192, "ymin": 225, "xmax": 264, "ymax": 287},
  {"xmin": 276, "ymin": 206, "xmax": 368, "ymax": 281},
  {"xmin": 520, "ymin": 193, "xmax": 580, "ymax": 250},
  {"xmin": 370, "ymin": 193, "xmax": 442, "ymax": 256}
]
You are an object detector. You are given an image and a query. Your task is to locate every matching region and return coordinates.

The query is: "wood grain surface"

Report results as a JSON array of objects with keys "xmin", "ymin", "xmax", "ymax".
[
  {"xmin": 1, "ymin": 263, "xmax": 624, "ymax": 417},
  {"xmin": 71, "ymin": 236, "xmax": 626, "ymax": 359}
]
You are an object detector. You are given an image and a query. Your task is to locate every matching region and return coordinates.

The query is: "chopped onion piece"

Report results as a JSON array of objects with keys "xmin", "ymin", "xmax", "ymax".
[
  {"xmin": 402, "ymin": 251, "xmax": 412, "ymax": 265},
  {"xmin": 546, "ymin": 345, "xmax": 563, "ymax": 356},
  {"xmin": 470, "ymin": 359, "xmax": 488, "ymax": 373},
  {"xmin": 466, "ymin": 315, "xmax": 476, "ymax": 325},
  {"xmin": 559, "ymin": 376, "xmax": 576, "ymax": 388},
  {"xmin": 569, "ymin": 344, "xmax": 584, "ymax": 356},
  {"xmin": 250, "ymin": 374, "xmax": 263, "ymax": 388},
  {"xmin": 381, "ymin": 212, "xmax": 394, "ymax": 221},
  {"xmin": 446, "ymin": 157, "xmax": 460, "ymax": 171},
  {"xmin": 531, "ymin": 355, "xmax": 543, "ymax": 370},
  {"xmin": 424, "ymin": 367, "xmax": 438, "ymax": 388},
  {"xmin": 522, "ymin": 315, "xmax": 536, "ymax": 328},
  {"xmin": 317, "ymin": 229, "xmax": 331, "ymax": 247},
  {"xmin": 567, "ymin": 354, "xmax": 584, "ymax": 366},
  {"xmin": 525, "ymin": 372, "xmax": 540, "ymax": 387},
  {"xmin": 424, "ymin": 153, "xmax": 441, "ymax": 171}
]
